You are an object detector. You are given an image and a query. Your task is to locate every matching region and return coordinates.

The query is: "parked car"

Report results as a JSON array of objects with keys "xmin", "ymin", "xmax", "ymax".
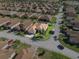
[
  {"xmin": 57, "ymin": 44, "xmax": 64, "ymax": 50},
  {"xmin": 77, "ymin": 56, "xmax": 79, "ymax": 58},
  {"xmin": 53, "ymin": 36, "xmax": 58, "ymax": 41}
]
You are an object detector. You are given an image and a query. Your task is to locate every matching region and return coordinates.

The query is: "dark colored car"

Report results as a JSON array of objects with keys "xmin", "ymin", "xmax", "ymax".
[
  {"xmin": 57, "ymin": 45, "xmax": 64, "ymax": 50},
  {"xmin": 53, "ymin": 36, "xmax": 58, "ymax": 41}
]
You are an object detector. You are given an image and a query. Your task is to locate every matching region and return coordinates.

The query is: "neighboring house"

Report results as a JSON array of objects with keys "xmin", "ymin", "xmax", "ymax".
[
  {"xmin": 66, "ymin": 29, "xmax": 79, "ymax": 44},
  {"xmin": 70, "ymin": 19, "xmax": 79, "ymax": 30},
  {"xmin": 16, "ymin": 12, "xmax": 26, "ymax": 18},
  {"xmin": 0, "ymin": 48, "xmax": 15, "ymax": 59},
  {"xmin": 69, "ymin": 36, "xmax": 79, "ymax": 44},
  {"xmin": 65, "ymin": 6, "xmax": 76, "ymax": 20},
  {"xmin": 38, "ymin": 15, "xmax": 52, "ymax": 22},
  {"xmin": 0, "ymin": 18, "xmax": 10, "ymax": 27},
  {"xmin": 5, "ymin": 19, "xmax": 20, "ymax": 29},
  {"xmin": 15, "ymin": 20, "xmax": 33, "ymax": 32},
  {"xmin": 29, "ymin": 13, "xmax": 40, "ymax": 19},
  {"xmin": 15, "ymin": 48, "xmax": 38, "ymax": 59}
]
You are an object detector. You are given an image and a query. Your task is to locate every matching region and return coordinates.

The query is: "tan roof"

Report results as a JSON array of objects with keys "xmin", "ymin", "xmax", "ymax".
[
  {"xmin": 0, "ymin": 49, "xmax": 14, "ymax": 59},
  {"xmin": 16, "ymin": 12, "xmax": 25, "ymax": 17},
  {"xmin": 27, "ymin": 23, "xmax": 36, "ymax": 34},
  {"xmin": 27, "ymin": 23, "xmax": 48, "ymax": 34},
  {"xmin": 66, "ymin": 29, "xmax": 79, "ymax": 42},
  {"xmin": 71, "ymin": 19, "xmax": 79, "ymax": 28},
  {"xmin": 23, "ymin": 20, "xmax": 33, "ymax": 30},
  {"xmin": 8, "ymin": 19, "xmax": 20, "ymax": 27},
  {"xmin": 16, "ymin": 48, "xmax": 37, "ymax": 59},
  {"xmin": 0, "ymin": 18, "xmax": 10, "ymax": 26},
  {"xmin": 0, "ymin": 41, "xmax": 7, "ymax": 49},
  {"xmin": 15, "ymin": 20, "xmax": 33, "ymax": 31},
  {"xmin": 36, "ymin": 23, "xmax": 48, "ymax": 31},
  {"xmin": 38, "ymin": 15, "xmax": 51, "ymax": 21}
]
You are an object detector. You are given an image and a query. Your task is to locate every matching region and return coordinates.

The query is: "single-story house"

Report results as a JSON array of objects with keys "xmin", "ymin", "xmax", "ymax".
[
  {"xmin": 16, "ymin": 12, "xmax": 26, "ymax": 18},
  {"xmin": 29, "ymin": 13, "xmax": 40, "ymax": 19},
  {"xmin": 65, "ymin": 6, "xmax": 76, "ymax": 17},
  {"xmin": 0, "ymin": 18, "xmax": 10, "ymax": 27},
  {"xmin": 70, "ymin": 19, "xmax": 79, "ymax": 30},
  {"xmin": 0, "ymin": 48, "xmax": 15, "ymax": 59},
  {"xmin": 27, "ymin": 23, "xmax": 48, "ymax": 34},
  {"xmin": 15, "ymin": 20, "xmax": 33, "ymax": 32},
  {"xmin": 5, "ymin": 19, "xmax": 20, "ymax": 29},
  {"xmin": 66, "ymin": 29, "xmax": 79, "ymax": 44},
  {"xmin": 15, "ymin": 47, "xmax": 38, "ymax": 59},
  {"xmin": 38, "ymin": 15, "xmax": 52, "ymax": 22},
  {"xmin": 36, "ymin": 23, "xmax": 48, "ymax": 31}
]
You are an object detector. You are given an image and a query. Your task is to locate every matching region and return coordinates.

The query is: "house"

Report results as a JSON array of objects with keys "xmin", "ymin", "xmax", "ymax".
[
  {"xmin": 15, "ymin": 20, "xmax": 33, "ymax": 32},
  {"xmin": 70, "ymin": 19, "xmax": 79, "ymax": 30},
  {"xmin": 65, "ymin": 6, "xmax": 76, "ymax": 17},
  {"xmin": 38, "ymin": 15, "xmax": 52, "ymax": 22},
  {"xmin": 16, "ymin": 12, "xmax": 26, "ymax": 18},
  {"xmin": 5, "ymin": 19, "xmax": 20, "ymax": 29},
  {"xmin": 15, "ymin": 48, "xmax": 38, "ymax": 59},
  {"xmin": 29, "ymin": 13, "xmax": 40, "ymax": 19},
  {"xmin": 36, "ymin": 23, "xmax": 48, "ymax": 31},
  {"xmin": 0, "ymin": 49, "xmax": 15, "ymax": 59},
  {"xmin": 27, "ymin": 23, "xmax": 36, "ymax": 34},
  {"xmin": 66, "ymin": 29, "xmax": 79, "ymax": 44},
  {"xmin": 27, "ymin": 23, "xmax": 48, "ymax": 34},
  {"xmin": 0, "ymin": 17, "xmax": 10, "ymax": 27}
]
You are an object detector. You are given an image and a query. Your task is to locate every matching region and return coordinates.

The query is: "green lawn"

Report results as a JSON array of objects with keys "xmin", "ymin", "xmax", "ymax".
[
  {"xmin": 44, "ymin": 25, "xmax": 53, "ymax": 40},
  {"xmin": 59, "ymin": 34, "xmax": 79, "ymax": 53},
  {"xmin": 37, "ymin": 48, "xmax": 70, "ymax": 59}
]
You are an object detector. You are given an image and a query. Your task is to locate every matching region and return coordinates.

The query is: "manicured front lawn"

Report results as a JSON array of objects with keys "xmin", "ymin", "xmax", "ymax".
[
  {"xmin": 37, "ymin": 48, "xmax": 70, "ymax": 59},
  {"xmin": 59, "ymin": 34, "xmax": 79, "ymax": 53},
  {"xmin": 44, "ymin": 25, "xmax": 53, "ymax": 40}
]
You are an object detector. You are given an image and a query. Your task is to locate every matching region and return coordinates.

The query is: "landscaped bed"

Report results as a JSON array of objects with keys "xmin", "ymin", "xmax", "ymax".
[{"xmin": 37, "ymin": 48, "xmax": 70, "ymax": 59}]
